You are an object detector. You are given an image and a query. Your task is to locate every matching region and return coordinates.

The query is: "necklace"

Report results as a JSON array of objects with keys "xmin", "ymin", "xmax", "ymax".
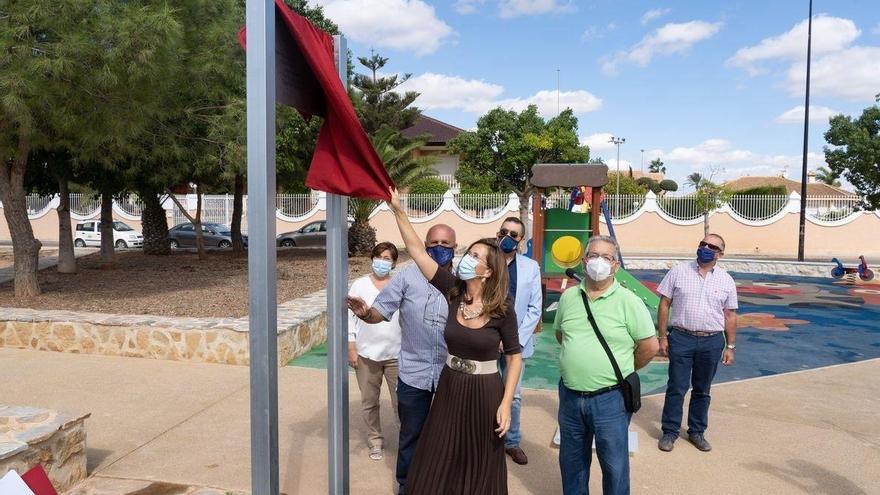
[{"xmin": 459, "ymin": 301, "xmax": 484, "ymax": 320}]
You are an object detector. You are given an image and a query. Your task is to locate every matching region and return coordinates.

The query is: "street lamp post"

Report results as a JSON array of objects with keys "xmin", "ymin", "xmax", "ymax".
[
  {"xmin": 797, "ymin": 0, "xmax": 813, "ymax": 262},
  {"xmin": 610, "ymin": 136, "xmax": 625, "ymax": 216},
  {"xmin": 641, "ymin": 149, "xmax": 645, "ymax": 174}
]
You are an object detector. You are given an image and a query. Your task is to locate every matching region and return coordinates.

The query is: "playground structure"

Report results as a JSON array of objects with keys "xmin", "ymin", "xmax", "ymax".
[
  {"xmin": 529, "ymin": 164, "xmax": 660, "ymax": 323},
  {"xmin": 831, "ymin": 255, "xmax": 874, "ymax": 283}
]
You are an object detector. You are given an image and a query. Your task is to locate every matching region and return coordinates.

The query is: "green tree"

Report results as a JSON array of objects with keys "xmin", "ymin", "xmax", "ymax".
[
  {"xmin": 351, "ymin": 52, "xmax": 421, "ymax": 136},
  {"xmin": 686, "ymin": 173, "xmax": 731, "ymax": 235},
  {"xmin": 649, "ymin": 158, "xmax": 666, "ymax": 174},
  {"xmin": 348, "ymin": 128, "xmax": 437, "ymax": 254},
  {"xmin": 824, "ymin": 106, "xmax": 880, "ymax": 209},
  {"xmin": 0, "ymin": 1, "xmax": 180, "ymax": 295},
  {"xmin": 813, "ymin": 166, "xmax": 841, "ymax": 187},
  {"xmin": 450, "ymin": 106, "xmax": 589, "ymax": 224}
]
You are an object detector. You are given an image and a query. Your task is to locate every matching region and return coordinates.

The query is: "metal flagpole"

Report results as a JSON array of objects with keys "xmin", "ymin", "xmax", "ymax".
[
  {"xmin": 327, "ymin": 34, "xmax": 350, "ymax": 495},
  {"xmin": 245, "ymin": 0, "xmax": 279, "ymax": 494},
  {"xmin": 797, "ymin": 0, "xmax": 813, "ymax": 262}
]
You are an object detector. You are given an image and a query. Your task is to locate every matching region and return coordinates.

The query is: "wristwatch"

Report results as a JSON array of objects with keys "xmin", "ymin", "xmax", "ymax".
[{"xmin": 726, "ymin": 344, "xmax": 736, "ymax": 350}]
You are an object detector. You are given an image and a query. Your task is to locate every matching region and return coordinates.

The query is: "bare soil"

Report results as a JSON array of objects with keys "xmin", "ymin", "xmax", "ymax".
[{"xmin": 0, "ymin": 249, "xmax": 384, "ymax": 318}]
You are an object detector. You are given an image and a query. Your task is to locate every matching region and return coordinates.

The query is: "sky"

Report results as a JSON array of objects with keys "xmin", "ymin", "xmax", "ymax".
[{"xmin": 310, "ymin": 0, "xmax": 880, "ymax": 187}]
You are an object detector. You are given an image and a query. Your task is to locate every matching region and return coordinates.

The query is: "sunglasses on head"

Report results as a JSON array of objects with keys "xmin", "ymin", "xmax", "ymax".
[
  {"xmin": 497, "ymin": 228, "xmax": 520, "ymax": 239},
  {"xmin": 699, "ymin": 241, "xmax": 723, "ymax": 252}
]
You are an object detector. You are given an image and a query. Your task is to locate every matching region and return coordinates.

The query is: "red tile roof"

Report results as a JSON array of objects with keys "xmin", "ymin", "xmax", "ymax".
[
  {"xmin": 722, "ymin": 176, "xmax": 856, "ymax": 197},
  {"xmin": 401, "ymin": 115, "xmax": 465, "ymax": 145}
]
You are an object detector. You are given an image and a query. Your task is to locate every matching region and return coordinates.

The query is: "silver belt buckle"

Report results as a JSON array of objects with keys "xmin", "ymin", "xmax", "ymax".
[{"xmin": 450, "ymin": 356, "xmax": 476, "ymax": 374}]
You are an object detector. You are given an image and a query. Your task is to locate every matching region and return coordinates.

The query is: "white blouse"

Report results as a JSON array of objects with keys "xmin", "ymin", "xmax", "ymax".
[{"xmin": 348, "ymin": 275, "xmax": 401, "ymax": 362}]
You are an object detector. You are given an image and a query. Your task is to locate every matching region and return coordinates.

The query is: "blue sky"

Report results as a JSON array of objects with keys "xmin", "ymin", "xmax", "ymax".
[{"xmin": 311, "ymin": 0, "xmax": 880, "ymax": 186}]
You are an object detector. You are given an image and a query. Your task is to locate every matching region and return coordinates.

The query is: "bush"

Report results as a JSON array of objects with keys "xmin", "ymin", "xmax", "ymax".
[
  {"xmin": 659, "ymin": 179, "xmax": 678, "ymax": 192},
  {"xmin": 409, "ymin": 177, "xmax": 449, "ymax": 195},
  {"xmin": 603, "ymin": 172, "xmax": 647, "ymax": 195},
  {"xmin": 733, "ymin": 185, "xmax": 787, "ymax": 196}
]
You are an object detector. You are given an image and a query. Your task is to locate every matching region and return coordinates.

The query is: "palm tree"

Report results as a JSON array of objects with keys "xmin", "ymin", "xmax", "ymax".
[
  {"xmin": 814, "ymin": 166, "xmax": 841, "ymax": 187},
  {"xmin": 348, "ymin": 127, "xmax": 438, "ymax": 255},
  {"xmin": 685, "ymin": 172, "xmax": 704, "ymax": 190}
]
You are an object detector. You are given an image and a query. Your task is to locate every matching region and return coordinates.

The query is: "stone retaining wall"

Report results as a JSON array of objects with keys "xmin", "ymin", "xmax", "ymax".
[
  {"xmin": 0, "ymin": 406, "xmax": 89, "ymax": 493},
  {"xmin": 0, "ymin": 289, "xmax": 328, "ymax": 366}
]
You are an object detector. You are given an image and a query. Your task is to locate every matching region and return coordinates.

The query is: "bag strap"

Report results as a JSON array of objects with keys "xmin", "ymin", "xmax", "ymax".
[{"xmin": 580, "ymin": 290, "xmax": 626, "ymax": 384}]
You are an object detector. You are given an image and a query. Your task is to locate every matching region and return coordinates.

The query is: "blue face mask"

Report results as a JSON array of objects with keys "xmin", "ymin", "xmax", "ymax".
[
  {"xmin": 426, "ymin": 245, "xmax": 455, "ymax": 266},
  {"xmin": 696, "ymin": 246, "xmax": 717, "ymax": 264},
  {"xmin": 499, "ymin": 235, "xmax": 519, "ymax": 253},
  {"xmin": 457, "ymin": 254, "xmax": 482, "ymax": 281},
  {"xmin": 372, "ymin": 258, "xmax": 393, "ymax": 277}
]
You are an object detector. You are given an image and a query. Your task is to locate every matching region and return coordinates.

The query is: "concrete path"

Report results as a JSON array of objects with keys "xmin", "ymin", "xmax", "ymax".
[
  {"xmin": 1, "ymin": 348, "xmax": 877, "ymax": 494},
  {"xmin": 0, "ymin": 248, "xmax": 98, "ymax": 284}
]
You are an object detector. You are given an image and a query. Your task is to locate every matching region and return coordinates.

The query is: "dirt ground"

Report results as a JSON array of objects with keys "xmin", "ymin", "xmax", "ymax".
[
  {"xmin": 0, "ymin": 249, "xmax": 383, "ymax": 318},
  {"xmin": 0, "ymin": 248, "xmax": 57, "ymax": 269}
]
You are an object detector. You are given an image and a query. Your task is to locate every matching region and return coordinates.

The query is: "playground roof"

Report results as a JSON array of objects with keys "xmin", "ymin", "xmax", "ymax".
[{"xmin": 530, "ymin": 163, "xmax": 609, "ymax": 188}]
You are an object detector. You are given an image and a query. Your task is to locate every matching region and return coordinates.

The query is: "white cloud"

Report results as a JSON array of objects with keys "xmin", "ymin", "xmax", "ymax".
[
  {"xmin": 454, "ymin": 0, "xmax": 486, "ymax": 14},
  {"xmin": 774, "ymin": 105, "xmax": 840, "ymax": 124},
  {"xmin": 397, "ymin": 73, "xmax": 504, "ymax": 112},
  {"xmin": 313, "ymin": 0, "xmax": 454, "ymax": 56},
  {"xmin": 727, "ymin": 15, "xmax": 860, "ymax": 73},
  {"xmin": 494, "ymin": 90, "xmax": 602, "ymax": 117},
  {"xmin": 582, "ymin": 22, "xmax": 617, "ymax": 41},
  {"xmin": 498, "ymin": 0, "xmax": 576, "ymax": 18},
  {"xmin": 641, "ymin": 8, "xmax": 671, "ymax": 25},
  {"xmin": 580, "ymin": 133, "xmax": 616, "ymax": 152},
  {"xmin": 787, "ymin": 46, "xmax": 880, "ymax": 101},
  {"xmin": 398, "ymin": 74, "xmax": 602, "ymax": 116},
  {"xmin": 644, "ymin": 139, "xmax": 829, "ymax": 183},
  {"xmin": 602, "ymin": 20, "xmax": 722, "ymax": 74}
]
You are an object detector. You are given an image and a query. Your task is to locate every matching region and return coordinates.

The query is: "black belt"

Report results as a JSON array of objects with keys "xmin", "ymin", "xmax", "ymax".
[{"xmin": 570, "ymin": 384, "xmax": 620, "ymax": 398}]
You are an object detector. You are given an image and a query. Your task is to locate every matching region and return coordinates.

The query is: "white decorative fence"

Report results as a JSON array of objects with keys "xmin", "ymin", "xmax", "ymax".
[{"xmin": 5, "ymin": 190, "xmax": 871, "ymax": 227}]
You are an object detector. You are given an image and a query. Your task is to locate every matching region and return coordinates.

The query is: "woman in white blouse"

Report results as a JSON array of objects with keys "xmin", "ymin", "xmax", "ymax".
[{"xmin": 348, "ymin": 241, "xmax": 402, "ymax": 461}]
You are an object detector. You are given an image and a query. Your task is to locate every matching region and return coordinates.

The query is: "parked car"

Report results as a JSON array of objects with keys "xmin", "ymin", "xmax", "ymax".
[
  {"xmin": 276, "ymin": 220, "xmax": 351, "ymax": 247},
  {"xmin": 167, "ymin": 222, "xmax": 247, "ymax": 249},
  {"xmin": 74, "ymin": 221, "xmax": 144, "ymax": 249}
]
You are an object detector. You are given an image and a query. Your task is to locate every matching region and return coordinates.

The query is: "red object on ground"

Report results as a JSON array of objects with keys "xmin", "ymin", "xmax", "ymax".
[
  {"xmin": 21, "ymin": 465, "xmax": 58, "ymax": 495},
  {"xmin": 238, "ymin": 0, "xmax": 394, "ymax": 200}
]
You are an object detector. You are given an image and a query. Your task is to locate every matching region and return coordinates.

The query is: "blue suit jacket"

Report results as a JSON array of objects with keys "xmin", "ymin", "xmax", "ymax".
[{"xmin": 512, "ymin": 254, "xmax": 543, "ymax": 359}]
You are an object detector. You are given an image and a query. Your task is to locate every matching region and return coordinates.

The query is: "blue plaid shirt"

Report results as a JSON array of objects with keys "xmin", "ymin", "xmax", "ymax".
[{"xmin": 373, "ymin": 264, "xmax": 449, "ymax": 392}]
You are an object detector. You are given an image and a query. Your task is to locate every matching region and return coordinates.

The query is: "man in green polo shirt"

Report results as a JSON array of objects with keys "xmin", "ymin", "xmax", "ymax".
[{"xmin": 554, "ymin": 235, "xmax": 658, "ymax": 495}]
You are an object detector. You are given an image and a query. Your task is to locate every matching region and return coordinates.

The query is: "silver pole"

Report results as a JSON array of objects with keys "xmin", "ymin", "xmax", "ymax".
[
  {"xmin": 327, "ymin": 34, "xmax": 350, "ymax": 495},
  {"xmin": 245, "ymin": 1, "xmax": 279, "ymax": 494}
]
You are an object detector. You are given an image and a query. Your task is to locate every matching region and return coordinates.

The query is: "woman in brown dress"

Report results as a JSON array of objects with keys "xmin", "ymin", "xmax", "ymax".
[{"xmin": 350, "ymin": 188, "xmax": 523, "ymax": 495}]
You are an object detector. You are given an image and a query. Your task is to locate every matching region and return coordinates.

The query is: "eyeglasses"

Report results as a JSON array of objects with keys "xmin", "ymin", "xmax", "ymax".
[
  {"xmin": 497, "ymin": 228, "xmax": 520, "ymax": 240},
  {"xmin": 585, "ymin": 252, "xmax": 616, "ymax": 263},
  {"xmin": 699, "ymin": 241, "xmax": 723, "ymax": 252}
]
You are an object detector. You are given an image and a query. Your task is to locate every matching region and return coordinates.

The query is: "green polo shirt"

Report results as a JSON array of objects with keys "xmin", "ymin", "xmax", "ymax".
[{"xmin": 553, "ymin": 280, "xmax": 656, "ymax": 392}]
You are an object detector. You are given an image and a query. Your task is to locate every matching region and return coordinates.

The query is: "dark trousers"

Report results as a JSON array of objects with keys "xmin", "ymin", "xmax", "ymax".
[
  {"xmin": 395, "ymin": 378, "xmax": 434, "ymax": 494},
  {"xmin": 558, "ymin": 381, "xmax": 631, "ymax": 495},
  {"xmin": 661, "ymin": 329, "xmax": 725, "ymax": 437}
]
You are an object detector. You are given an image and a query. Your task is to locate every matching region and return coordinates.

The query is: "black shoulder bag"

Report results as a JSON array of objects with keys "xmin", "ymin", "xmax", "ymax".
[{"xmin": 580, "ymin": 291, "xmax": 642, "ymax": 413}]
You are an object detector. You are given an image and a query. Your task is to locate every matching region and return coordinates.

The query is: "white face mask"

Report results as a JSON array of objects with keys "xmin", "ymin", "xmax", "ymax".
[{"xmin": 585, "ymin": 257, "xmax": 613, "ymax": 282}]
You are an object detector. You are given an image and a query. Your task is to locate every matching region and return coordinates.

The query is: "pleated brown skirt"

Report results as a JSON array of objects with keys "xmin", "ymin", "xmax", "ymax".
[{"xmin": 405, "ymin": 365, "xmax": 508, "ymax": 495}]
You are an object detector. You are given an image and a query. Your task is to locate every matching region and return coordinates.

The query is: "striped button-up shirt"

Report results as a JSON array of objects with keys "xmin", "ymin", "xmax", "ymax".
[
  {"xmin": 657, "ymin": 261, "xmax": 738, "ymax": 333},
  {"xmin": 373, "ymin": 264, "xmax": 448, "ymax": 392}
]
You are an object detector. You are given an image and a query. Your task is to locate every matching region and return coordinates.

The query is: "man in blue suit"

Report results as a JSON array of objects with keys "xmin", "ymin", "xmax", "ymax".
[{"xmin": 496, "ymin": 216, "xmax": 543, "ymax": 465}]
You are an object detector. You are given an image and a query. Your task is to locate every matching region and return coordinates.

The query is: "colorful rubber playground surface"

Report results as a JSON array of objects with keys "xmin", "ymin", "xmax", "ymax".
[{"xmin": 290, "ymin": 270, "xmax": 880, "ymax": 395}]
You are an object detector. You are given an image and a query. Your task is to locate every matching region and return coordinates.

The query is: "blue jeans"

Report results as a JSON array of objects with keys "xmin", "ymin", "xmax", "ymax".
[
  {"xmin": 498, "ymin": 355, "xmax": 525, "ymax": 448},
  {"xmin": 395, "ymin": 378, "xmax": 434, "ymax": 494},
  {"xmin": 661, "ymin": 329, "xmax": 725, "ymax": 437},
  {"xmin": 558, "ymin": 381, "xmax": 632, "ymax": 495}
]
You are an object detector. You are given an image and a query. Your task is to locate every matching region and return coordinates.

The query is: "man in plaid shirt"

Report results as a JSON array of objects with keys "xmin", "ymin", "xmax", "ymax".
[{"xmin": 657, "ymin": 233, "xmax": 738, "ymax": 453}]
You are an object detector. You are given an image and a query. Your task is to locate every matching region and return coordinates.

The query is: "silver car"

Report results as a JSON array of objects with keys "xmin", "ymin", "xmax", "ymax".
[{"xmin": 167, "ymin": 222, "xmax": 248, "ymax": 249}]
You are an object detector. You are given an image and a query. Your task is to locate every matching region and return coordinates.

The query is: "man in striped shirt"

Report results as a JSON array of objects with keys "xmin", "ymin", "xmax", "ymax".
[
  {"xmin": 348, "ymin": 224, "xmax": 456, "ymax": 495},
  {"xmin": 657, "ymin": 233, "xmax": 738, "ymax": 453}
]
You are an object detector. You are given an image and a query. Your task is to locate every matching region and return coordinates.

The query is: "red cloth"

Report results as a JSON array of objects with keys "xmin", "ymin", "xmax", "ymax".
[
  {"xmin": 21, "ymin": 465, "xmax": 58, "ymax": 495},
  {"xmin": 240, "ymin": 0, "xmax": 393, "ymax": 200}
]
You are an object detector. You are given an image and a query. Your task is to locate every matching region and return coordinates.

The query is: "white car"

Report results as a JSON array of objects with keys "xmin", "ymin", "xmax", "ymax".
[{"xmin": 74, "ymin": 221, "xmax": 144, "ymax": 249}]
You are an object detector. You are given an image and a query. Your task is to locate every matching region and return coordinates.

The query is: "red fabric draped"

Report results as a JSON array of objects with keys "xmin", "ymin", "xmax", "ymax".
[{"xmin": 240, "ymin": 0, "xmax": 393, "ymax": 200}]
